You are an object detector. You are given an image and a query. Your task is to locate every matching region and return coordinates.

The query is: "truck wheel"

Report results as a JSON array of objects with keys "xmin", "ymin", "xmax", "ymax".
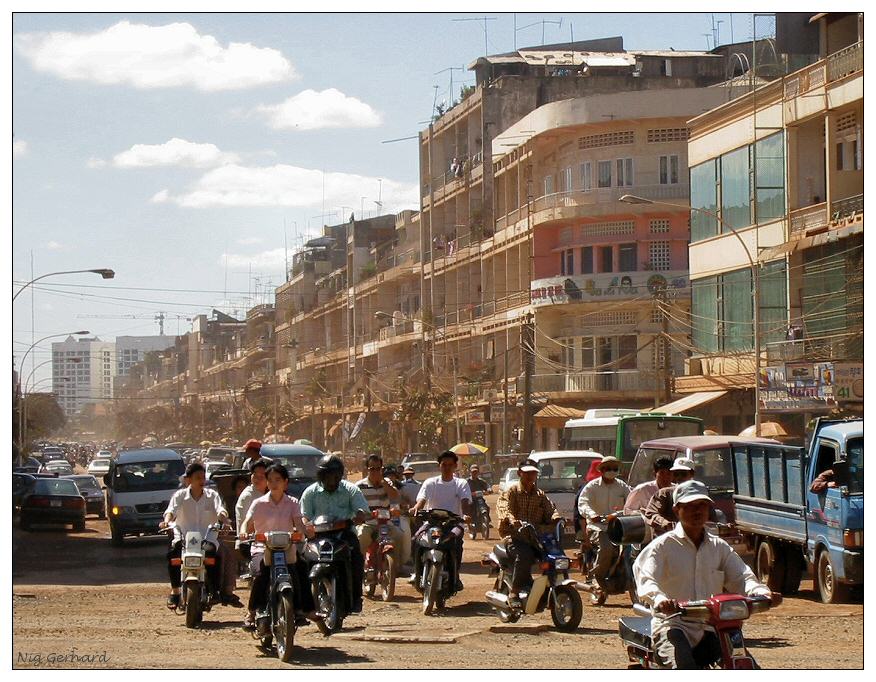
[
  {"xmin": 756, "ymin": 540, "xmax": 786, "ymax": 592},
  {"xmin": 110, "ymin": 522, "xmax": 124, "ymax": 547},
  {"xmin": 817, "ymin": 550, "xmax": 849, "ymax": 604}
]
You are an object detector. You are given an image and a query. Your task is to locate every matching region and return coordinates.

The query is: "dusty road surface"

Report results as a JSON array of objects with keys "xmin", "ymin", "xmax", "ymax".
[{"xmin": 13, "ymin": 511, "xmax": 863, "ymax": 669}]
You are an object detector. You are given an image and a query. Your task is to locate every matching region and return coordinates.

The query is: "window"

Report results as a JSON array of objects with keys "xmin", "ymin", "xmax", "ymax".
[
  {"xmin": 721, "ymin": 145, "xmax": 752, "ymax": 231},
  {"xmin": 580, "ymin": 246, "xmax": 593, "ymax": 274},
  {"xmin": 659, "ymin": 155, "xmax": 679, "ymax": 184},
  {"xmin": 618, "ymin": 335, "xmax": 638, "ymax": 370},
  {"xmin": 692, "ymin": 276, "xmax": 718, "ymax": 353},
  {"xmin": 759, "ymin": 260, "xmax": 788, "ymax": 346},
  {"xmin": 650, "ymin": 218, "xmax": 670, "ymax": 233},
  {"xmin": 597, "ymin": 160, "xmax": 612, "ymax": 188},
  {"xmin": 755, "ymin": 132, "xmax": 785, "ymax": 224},
  {"xmin": 690, "ymin": 159, "xmax": 718, "ymax": 242},
  {"xmin": 579, "ymin": 162, "xmax": 592, "ymax": 191},
  {"xmin": 661, "ymin": 59, "xmax": 673, "ymax": 77},
  {"xmin": 560, "ymin": 249, "xmax": 574, "ymax": 276},
  {"xmin": 560, "ymin": 166, "xmax": 573, "ymax": 192},
  {"xmin": 723, "ymin": 268, "xmax": 753, "ymax": 351},
  {"xmin": 581, "ymin": 337, "xmax": 594, "ymax": 369},
  {"xmin": 648, "ymin": 241, "xmax": 671, "ymax": 271},
  {"xmin": 600, "ymin": 246, "xmax": 613, "ymax": 273},
  {"xmin": 544, "ymin": 175, "xmax": 554, "ymax": 195},
  {"xmin": 616, "ymin": 158, "xmax": 633, "ymax": 187},
  {"xmin": 618, "ymin": 243, "xmax": 637, "ymax": 271}
]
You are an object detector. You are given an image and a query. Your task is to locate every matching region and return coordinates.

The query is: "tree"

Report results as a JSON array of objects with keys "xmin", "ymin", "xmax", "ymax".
[
  {"xmin": 22, "ymin": 393, "xmax": 66, "ymax": 445},
  {"xmin": 359, "ymin": 427, "xmax": 395, "ymax": 461},
  {"xmin": 399, "ymin": 387, "xmax": 452, "ymax": 452}
]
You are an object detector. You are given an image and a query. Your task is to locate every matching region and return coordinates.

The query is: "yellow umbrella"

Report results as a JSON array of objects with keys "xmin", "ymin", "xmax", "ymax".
[
  {"xmin": 738, "ymin": 422, "xmax": 788, "ymax": 438},
  {"xmin": 449, "ymin": 442, "xmax": 488, "ymax": 456}
]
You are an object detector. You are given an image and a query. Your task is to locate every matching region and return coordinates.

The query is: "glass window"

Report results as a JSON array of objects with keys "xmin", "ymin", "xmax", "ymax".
[
  {"xmin": 758, "ymin": 260, "xmax": 787, "ymax": 346},
  {"xmin": 580, "ymin": 162, "xmax": 592, "ymax": 191},
  {"xmin": 561, "ymin": 249, "xmax": 574, "ymax": 275},
  {"xmin": 581, "ymin": 337, "xmax": 594, "ymax": 369},
  {"xmin": 616, "ymin": 158, "xmax": 633, "ymax": 187},
  {"xmin": 619, "ymin": 243, "xmax": 637, "ymax": 271},
  {"xmin": 733, "ymin": 447, "xmax": 751, "ymax": 496},
  {"xmin": 721, "ymin": 145, "xmax": 752, "ymax": 231},
  {"xmin": 722, "ymin": 268, "xmax": 753, "ymax": 351},
  {"xmin": 690, "ymin": 160, "xmax": 718, "ymax": 242},
  {"xmin": 691, "ymin": 448, "xmax": 735, "ymax": 489},
  {"xmin": 597, "ymin": 160, "xmax": 612, "ymax": 188},
  {"xmin": 600, "ymin": 246, "xmax": 613, "ymax": 272},
  {"xmin": 560, "ymin": 166, "xmax": 573, "ymax": 192},
  {"xmin": 580, "ymin": 246, "xmax": 593, "ymax": 274},
  {"xmin": 544, "ymin": 174, "xmax": 554, "ymax": 195},
  {"xmin": 755, "ymin": 132, "xmax": 785, "ymax": 224},
  {"xmin": 618, "ymin": 335, "xmax": 638, "ymax": 370},
  {"xmin": 659, "ymin": 155, "xmax": 679, "ymax": 184},
  {"xmin": 846, "ymin": 437, "xmax": 863, "ymax": 494},
  {"xmin": 692, "ymin": 276, "xmax": 719, "ymax": 353}
]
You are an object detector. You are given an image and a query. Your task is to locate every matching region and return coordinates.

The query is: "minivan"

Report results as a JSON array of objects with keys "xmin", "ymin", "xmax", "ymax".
[
  {"xmin": 104, "ymin": 448, "xmax": 185, "ymax": 546},
  {"xmin": 528, "ymin": 450, "xmax": 602, "ymax": 532}
]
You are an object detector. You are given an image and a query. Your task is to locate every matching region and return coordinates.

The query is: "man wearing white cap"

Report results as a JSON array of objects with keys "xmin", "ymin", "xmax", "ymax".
[
  {"xmin": 577, "ymin": 455, "xmax": 631, "ymax": 601},
  {"xmin": 643, "ymin": 457, "xmax": 696, "ymax": 536},
  {"xmin": 633, "ymin": 480, "xmax": 774, "ymax": 669}
]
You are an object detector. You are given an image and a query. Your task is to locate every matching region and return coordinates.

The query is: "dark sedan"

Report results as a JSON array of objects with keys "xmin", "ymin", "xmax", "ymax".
[
  {"xmin": 19, "ymin": 478, "xmax": 87, "ymax": 531},
  {"xmin": 65, "ymin": 474, "xmax": 107, "ymax": 519}
]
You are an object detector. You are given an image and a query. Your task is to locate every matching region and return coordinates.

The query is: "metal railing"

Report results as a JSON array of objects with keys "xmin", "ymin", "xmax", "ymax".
[
  {"xmin": 784, "ymin": 61, "xmax": 826, "ymax": 99},
  {"xmin": 789, "ymin": 202, "xmax": 828, "ymax": 237},
  {"xmin": 831, "ymin": 193, "xmax": 863, "ymax": 222},
  {"xmin": 827, "ymin": 40, "xmax": 863, "ymax": 83},
  {"xmin": 531, "ymin": 370, "xmax": 650, "ymax": 393}
]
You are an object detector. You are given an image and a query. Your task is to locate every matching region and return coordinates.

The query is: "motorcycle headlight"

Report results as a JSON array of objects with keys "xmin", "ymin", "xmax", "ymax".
[
  {"xmin": 718, "ymin": 600, "xmax": 750, "ymax": 621},
  {"xmin": 377, "ymin": 508, "xmax": 391, "ymax": 520},
  {"xmin": 554, "ymin": 557, "xmax": 570, "ymax": 571},
  {"xmin": 183, "ymin": 556, "xmax": 203, "ymax": 568}
]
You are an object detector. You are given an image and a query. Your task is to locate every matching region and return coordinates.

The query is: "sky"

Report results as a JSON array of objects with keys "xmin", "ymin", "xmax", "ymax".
[{"xmin": 11, "ymin": 9, "xmax": 760, "ymax": 390}]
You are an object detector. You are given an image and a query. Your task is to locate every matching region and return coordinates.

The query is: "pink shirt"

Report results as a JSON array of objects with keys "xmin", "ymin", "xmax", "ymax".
[{"xmin": 244, "ymin": 492, "xmax": 305, "ymax": 552}]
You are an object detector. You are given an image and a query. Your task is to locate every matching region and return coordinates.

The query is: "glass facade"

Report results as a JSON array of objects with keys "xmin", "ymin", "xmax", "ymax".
[
  {"xmin": 755, "ymin": 133, "xmax": 785, "ymax": 224},
  {"xmin": 722, "ymin": 268, "xmax": 753, "ymax": 351},
  {"xmin": 691, "ymin": 276, "xmax": 718, "ymax": 353},
  {"xmin": 720, "ymin": 146, "xmax": 752, "ymax": 232},
  {"xmin": 690, "ymin": 160, "xmax": 718, "ymax": 241},
  {"xmin": 758, "ymin": 260, "xmax": 788, "ymax": 345}
]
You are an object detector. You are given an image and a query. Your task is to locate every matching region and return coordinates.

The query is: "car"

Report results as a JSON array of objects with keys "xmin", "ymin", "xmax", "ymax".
[
  {"xmin": 96, "ymin": 450, "xmax": 114, "ymax": 459},
  {"xmin": 205, "ymin": 460, "xmax": 231, "ymax": 480},
  {"xmin": 205, "ymin": 446, "xmax": 237, "ymax": 464},
  {"xmin": 87, "ymin": 458, "xmax": 112, "ymax": 477},
  {"xmin": 16, "ymin": 457, "xmax": 43, "ymax": 474},
  {"xmin": 19, "ymin": 477, "xmax": 87, "ymax": 531},
  {"xmin": 404, "ymin": 460, "xmax": 442, "ymax": 481},
  {"xmin": 528, "ymin": 450, "xmax": 603, "ymax": 530},
  {"xmin": 498, "ymin": 467, "xmax": 520, "ymax": 493},
  {"xmin": 40, "ymin": 448, "xmax": 67, "ymax": 463},
  {"xmin": 65, "ymin": 474, "xmax": 107, "ymax": 519},
  {"xmin": 13, "ymin": 473, "xmax": 36, "ymax": 515},
  {"xmin": 400, "ymin": 452, "xmax": 431, "ymax": 467},
  {"xmin": 41, "ymin": 460, "xmax": 74, "ymax": 476}
]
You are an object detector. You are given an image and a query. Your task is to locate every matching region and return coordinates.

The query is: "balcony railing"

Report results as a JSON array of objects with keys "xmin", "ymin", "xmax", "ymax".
[
  {"xmin": 789, "ymin": 202, "xmax": 828, "ymax": 237},
  {"xmin": 827, "ymin": 40, "xmax": 863, "ymax": 83},
  {"xmin": 530, "ymin": 370, "xmax": 650, "ymax": 393},
  {"xmin": 784, "ymin": 61, "xmax": 825, "ymax": 99},
  {"xmin": 831, "ymin": 194, "xmax": 863, "ymax": 222}
]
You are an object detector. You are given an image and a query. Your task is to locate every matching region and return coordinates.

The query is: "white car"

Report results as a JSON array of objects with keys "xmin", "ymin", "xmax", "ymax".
[
  {"xmin": 87, "ymin": 458, "xmax": 112, "ymax": 477},
  {"xmin": 497, "ymin": 467, "xmax": 520, "ymax": 493},
  {"xmin": 97, "ymin": 450, "xmax": 114, "ymax": 459},
  {"xmin": 42, "ymin": 460, "xmax": 74, "ymax": 476},
  {"xmin": 205, "ymin": 460, "xmax": 231, "ymax": 480}
]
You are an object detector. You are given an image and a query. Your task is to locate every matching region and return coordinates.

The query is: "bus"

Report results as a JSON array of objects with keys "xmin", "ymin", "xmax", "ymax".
[{"xmin": 563, "ymin": 409, "xmax": 703, "ymax": 475}]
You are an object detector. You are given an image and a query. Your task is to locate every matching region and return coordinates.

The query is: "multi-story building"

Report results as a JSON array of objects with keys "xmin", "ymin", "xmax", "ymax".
[
  {"xmin": 115, "ymin": 335, "xmax": 176, "ymax": 377},
  {"xmin": 52, "ymin": 336, "xmax": 116, "ymax": 416},
  {"xmin": 678, "ymin": 12, "xmax": 863, "ymax": 435}
]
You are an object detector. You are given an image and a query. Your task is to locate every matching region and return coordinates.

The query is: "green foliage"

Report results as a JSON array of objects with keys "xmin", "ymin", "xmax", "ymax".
[
  {"xmin": 359, "ymin": 427, "xmax": 394, "ymax": 459},
  {"xmin": 22, "ymin": 393, "xmax": 66, "ymax": 443},
  {"xmin": 399, "ymin": 387, "xmax": 452, "ymax": 451}
]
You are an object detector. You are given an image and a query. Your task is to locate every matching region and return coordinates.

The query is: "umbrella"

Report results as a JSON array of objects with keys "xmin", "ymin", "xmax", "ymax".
[
  {"xmin": 448, "ymin": 442, "xmax": 488, "ymax": 456},
  {"xmin": 738, "ymin": 422, "xmax": 788, "ymax": 438},
  {"xmin": 293, "ymin": 438, "xmax": 314, "ymax": 446}
]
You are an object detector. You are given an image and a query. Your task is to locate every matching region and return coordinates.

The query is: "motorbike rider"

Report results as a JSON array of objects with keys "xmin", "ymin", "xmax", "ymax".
[
  {"xmin": 633, "ymin": 480, "xmax": 774, "ymax": 669},
  {"xmin": 409, "ymin": 450, "xmax": 472, "ymax": 591},
  {"xmin": 239, "ymin": 463, "xmax": 317, "ymax": 630},
  {"xmin": 466, "ymin": 464, "xmax": 491, "ymax": 494},
  {"xmin": 642, "ymin": 457, "xmax": 696, "ymax": 537},
  {"xmin": 497, "ymin": 459, "xmax": 563, "ymax": 607},
  {"xmin": 235, "ymin": 459, "xmax": 269, "ymax": 562},
  {"xmin": 242, "ymin": 439, "xmax": 272, "ymax": 469},
  {"xmin": 355, "ymin": 454, "xmax": 409, "ymax": 569},
  {"xmin": 160, "ymin": 461, "xmax": 242, "ymax": 609},
  {"xmin": 299, "ymin": 454, "xmax": 370, "ymax": 613},
  {"xmin": 624, "ymin": 456, "xmax": 673, "ymax": 515},
  {"xmin": 398, "ymin": 466, "xmax": 421, "ymax": 508},
  {"xmin": 577, "ymin": 455, "xmax": 631, "ymax": 602}
]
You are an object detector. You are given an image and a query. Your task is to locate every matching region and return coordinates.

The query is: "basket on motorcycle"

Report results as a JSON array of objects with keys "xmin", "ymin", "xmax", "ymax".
[{"xmin": 607, "ymin": 513, "xmax": 646, "ymax": 545}]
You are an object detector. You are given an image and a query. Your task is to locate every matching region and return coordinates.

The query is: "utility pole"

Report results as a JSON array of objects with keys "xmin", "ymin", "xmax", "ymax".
[
  {"xmin": 502, "ymin": 345, "xmax": 509, "ymax": 458},
  {"xmin": 452, "ymin": 358, "xmax": 461, "ymax": 443},
  {"xmin": 661, "ymin": 294, "xmax": 672, "ymax": 404},
  {"xmin": 521, "ymin": 314, "xmax": 535, "ymax": 453}
]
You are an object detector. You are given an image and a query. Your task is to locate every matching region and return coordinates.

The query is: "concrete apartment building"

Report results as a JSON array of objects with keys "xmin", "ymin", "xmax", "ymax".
[
  {"xmin": 52, "ymin": 336, "xmax": 115, "ymax": 416},
  {"xmin": 676, "ymin": 12, "xmax": 863, "ymax": 435}
]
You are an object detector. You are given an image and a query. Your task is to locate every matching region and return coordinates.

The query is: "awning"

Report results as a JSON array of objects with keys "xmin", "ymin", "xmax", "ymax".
[
  {"xmin": 534, "ymin": 404, "xmax": 587, "ymax": 420},
  {"xmin": 759, "ymin": 223, "xmax": 863, "ymax": 260},
  {"xmin": 648, "ymin": 390, "xmax": 728, "ymax": 415}
]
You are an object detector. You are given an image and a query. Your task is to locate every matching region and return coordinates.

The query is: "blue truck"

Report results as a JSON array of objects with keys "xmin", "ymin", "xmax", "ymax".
[{"xmin": 730, "ymin": 418, "xmax": 863, "ymax": 603}]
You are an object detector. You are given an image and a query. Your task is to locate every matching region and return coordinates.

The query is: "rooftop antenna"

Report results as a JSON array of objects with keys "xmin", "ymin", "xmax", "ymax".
[
  {"xmin": 435, "ymin": 65, "xmax": 465, "ymax": 106},
  {"xmin": 515, "ymin": 17, "xmax": 563, "ymax": 47},
  {"xmin": 452, "ymin": 16, "xmax": 497, "ymax": 57},
  {"xmin": 284, "ymin": 218, "xmax": 289, "ymax": 282}
]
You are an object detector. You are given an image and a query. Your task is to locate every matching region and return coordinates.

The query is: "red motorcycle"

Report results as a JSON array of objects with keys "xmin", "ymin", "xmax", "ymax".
[
  {"xmin": 618, "ymin": 593, "xmax": 780, "ymax": 669},
  {"xmin": 363, "ymin": 507, "xmax": 400, "ymax": 602}
]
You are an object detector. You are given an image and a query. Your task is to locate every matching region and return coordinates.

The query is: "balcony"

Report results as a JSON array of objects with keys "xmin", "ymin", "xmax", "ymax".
[
  {"xmin": 831, "ymin": 194, "xmax": 863, "ymax": 222},
  {"xmin": 789, "ymin": 203, "xmax": 828, "ymax": 238},
  {"xmin": 531, "ymin": 270, "xmax": 689, "ymax": 307},
  {"xmin": 827, "ymin": 41, "xmax": 863, "ymax": 84},
  {"xmin": 531, "ymin": 370, "xmax": 651, "ymax": 393}
]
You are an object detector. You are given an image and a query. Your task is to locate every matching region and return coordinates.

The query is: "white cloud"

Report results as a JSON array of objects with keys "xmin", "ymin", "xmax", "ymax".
[
  {"xmin": 236, "ymin": 237, "xmax": 263, "ymax": 246},
  {"xmin": 86, "ymin": 157, "xmax": 106, "ymax": 169},
  {"xmin": 219, "ymin": 248, "xmax": 288, "ymax": 271},
  {"xmin": 46, "ymin": 241, "xmax": 64, "ymax": 250},
  {"xmin": 13, "ymin": 140, "xmax": 28, "ymax": 158},
  {"xmin": 14, "ymin": 20, "xmax": 298, "ymax": 91},
  {"xmin": 112, "ymin": 138, "xmax": 239, "ymax": 169},
  {"xmin": 254, "ymin": 89, "xmax": 382, "ymax": 131},
  {"xmin": 154, "ymin": 163, "xmax": 418, "ymax": 210}
]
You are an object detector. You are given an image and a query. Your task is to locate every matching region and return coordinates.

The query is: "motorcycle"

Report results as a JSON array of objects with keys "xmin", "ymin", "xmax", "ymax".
[
  {"xmin": 245, "ymin": 530, "xmax": 304, "ymax": 662},
  {"xmin": 364, "ymin": 507, "xmax": 400, "ymax": 602},
  {"xmin": 618, "ymin": 593, "xmax": 779, "ymax": 669},
  {"xmin": 577, "ymin": 513, "xmax": 640, "ymax": 605},
  {"xmin": 302, "ymin": 516, "xmax": 355, "ymax": 635},
  {"xmin": 167, "ymin": 522, "xmax": 221, "ymax": 628},
  {"xmin": 468, "ymin": 491, "xmax": 491, "ymax": 540},
  {"xmin": 413, "ymin": 509, "xmax": 465, "ymax": 615},
  {"xmin": 483, "ymin": 520, "xmax": 583, "ymax": 631}
]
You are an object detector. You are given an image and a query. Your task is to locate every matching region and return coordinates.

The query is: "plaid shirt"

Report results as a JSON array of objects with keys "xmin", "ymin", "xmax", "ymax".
[{"xmin": 498, "ymin": 482, "xmax": 561, "ymax": 537}]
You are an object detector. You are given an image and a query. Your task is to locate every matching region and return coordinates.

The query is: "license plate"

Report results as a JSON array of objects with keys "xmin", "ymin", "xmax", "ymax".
[{"xmin": 50, "ymin": 500, "xmax": 62, "ymax": 507}]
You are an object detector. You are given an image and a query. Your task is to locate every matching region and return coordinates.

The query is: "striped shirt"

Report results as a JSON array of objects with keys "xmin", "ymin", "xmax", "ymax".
[{"xmin": 355, "ymin": 477, "xmax": 392, "ymax": 510}]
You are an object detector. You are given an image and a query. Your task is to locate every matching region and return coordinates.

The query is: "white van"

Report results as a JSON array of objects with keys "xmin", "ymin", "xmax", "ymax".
[
  {"xmin": 104, "ymin": 448, "xmax": 185, "ymax": 546},
  {"xmin": 528, "ymin": 450, "xmax": 602, "ymax": 532}
]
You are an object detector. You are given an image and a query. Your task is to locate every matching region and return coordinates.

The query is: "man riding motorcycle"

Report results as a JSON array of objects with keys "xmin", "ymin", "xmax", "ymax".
[
  {"xmin": 466, "ymin": 465, "xmax": 490, "ymax": 494},
  {"xmin": 577, "ymin": 455, "xmax": 631, "ymax": 602},
  {"xmin": 355, "ymin": 454, "xmax": 409, "ymax": 568},
  {"xmin": 299, "ymin": 454, "xmax": 370, "ymax": 613},
  {"xmin": 409, "ymin": 450, "xmax": 472, "ymax": 591},
  {"xmin": 624, "ymin": 456, "xmax": 673, "ymax": 516},
  {"xmin": 496, "ymin": 459, "xmax": 563, "ymax": 607},
  {"xmin": 642, "ymin": 458, "xmax": 696, "ymax": 537},
  {"xmin": 633, "ymin": 480, "xmax": 775, "ymax": 669},
  {"xmin": 235, "ymin": 459, "xmax": 269, "ymax": 562}
]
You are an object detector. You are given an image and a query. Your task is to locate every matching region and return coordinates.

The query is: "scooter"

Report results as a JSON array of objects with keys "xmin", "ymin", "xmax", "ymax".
[
  {"xmin": 483, "ymin": 520, "xmax": 582, "ymax": 631},
  {"xmin": 167, "ymin": 522, "xmax": 222, "ymax": 628},
  {"xmin": 468, "ymin": 491, "xmax": 492, "ymax": 540},
  {"xmin": 578, "ymin": 513, "xmax": 641, "ymax": 605},
  {"xmin": 364, "ymin": 507, "xmax": 400, "ymax": 602},
  {"xmin": 413, "ymin": 509, "xmax": 465, "ymax": 615},
  {"xmin": 246, "ymin": 530, "xmax": 304, "ymax": 662},
  {"xmin": 618, "ymin": 593, "xmax": 779, "ymax": 669},
  {"xmin": 302, "ymin": 516, "xmax": 355, "ymax": 635}
]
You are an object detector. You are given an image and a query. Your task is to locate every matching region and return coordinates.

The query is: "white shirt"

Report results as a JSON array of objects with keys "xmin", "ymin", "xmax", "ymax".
[
  {"xmin": 633, "ymin": 523, "xmax": 770, "ymax": 646},
  {"xmin": 417, "ymin": 475, "xmax": 472, "ymax": 516},
  {"xmin": 624, "ymin": 480, "xmax": 660, "ymax": 515},
  {"xmin": 578, "ymin": 477, "xmax": 631, "ymax": 526},
  {"xmin": 235, "ymin": 485, "xmax": 266, "ymax": 535},
  {"xmin": 165, "ymin": 486, "xmax": 227, "ymax": 544}
]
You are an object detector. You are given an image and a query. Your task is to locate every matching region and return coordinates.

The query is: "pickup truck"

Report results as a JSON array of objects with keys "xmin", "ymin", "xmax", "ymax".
[{"xmin": 730, "ymin": 418, "xmax": 863, "ymax": 603}]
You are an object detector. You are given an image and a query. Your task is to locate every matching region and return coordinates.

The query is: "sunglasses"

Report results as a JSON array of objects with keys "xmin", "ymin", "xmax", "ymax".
[
  {"xmin": 603, "ymin": 468, "xmax": 619, "ymax": 473},
  {"xmin": 368, "ymin": 466, "xmax": 382, "ymax": 471}
]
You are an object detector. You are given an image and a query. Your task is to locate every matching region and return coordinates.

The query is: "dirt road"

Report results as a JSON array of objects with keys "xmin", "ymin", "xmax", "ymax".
[{"xmin": 12, "ymin": 513, "xmax": 863, "ymax": 669}]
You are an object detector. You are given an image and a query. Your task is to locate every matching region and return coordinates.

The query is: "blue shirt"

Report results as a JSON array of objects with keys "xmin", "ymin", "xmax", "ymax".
[{"xmin": 299, "ymin": 479, "xmax": 370, "ymax": 521}]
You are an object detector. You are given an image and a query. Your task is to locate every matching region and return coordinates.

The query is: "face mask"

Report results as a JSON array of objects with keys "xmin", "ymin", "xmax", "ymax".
[{"xmin": 602, "ymin": 471, "xmax": 617, "ymax": 480}]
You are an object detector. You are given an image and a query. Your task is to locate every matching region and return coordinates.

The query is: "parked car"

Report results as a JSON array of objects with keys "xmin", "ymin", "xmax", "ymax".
[
  {"xmin": 13, "ymin": 473, "xmax": 35, "ymax": 515},
  {"xmin": 498, "ymin": 467, "xmax": 520, "ymax": 493},
  {"xmin": 16, "ymin": 457, "xmax": 43, "ymax": 474},
  {"xmin": 65, "ymin": 474, "xmax": 107, "ymax": 519},
  {"xmin": 41, "ymin": 460, "xmax": 74, "ymax": 476},
  {"xmin": 205, "ymin": 460, "xmax": 231, "ymax": 480},
  {"xmin": 19, "ymin": 477, "xmax": 87, "ymax": 531},
  {"xmin": 87, "ymin": 458, "xmax": 112, "ymax": 477}
]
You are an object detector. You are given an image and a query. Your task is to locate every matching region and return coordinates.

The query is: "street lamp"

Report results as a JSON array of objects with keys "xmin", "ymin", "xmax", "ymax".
[
  {"xmin": 619, "ymin": 193, "xmax": 762, "ymax": 436},
  {"xmin": 13, "ymin": 268, "xmax": 115, "ymax": 301}
]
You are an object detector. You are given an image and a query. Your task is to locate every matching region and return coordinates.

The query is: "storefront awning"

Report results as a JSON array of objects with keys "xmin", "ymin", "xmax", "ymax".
[
  {"xmin": 534, "ymin": 404, "xmax": 587, "ymax": 420},
  {"xmin": 648, "ymin": 390, "xmax": 728, "ymax": 415}
]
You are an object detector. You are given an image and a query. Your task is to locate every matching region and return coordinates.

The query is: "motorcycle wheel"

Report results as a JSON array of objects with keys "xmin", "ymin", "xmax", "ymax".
[
  {"xmin": 260, "ymin": 635, "xmax": 273, "ymax": 649},
  {"xmin": 275, "ymin": 592, "xmax": 296, "ymax": 663},
  {"xmin": 379, "ymin": 554, "xmax": 396, "ymax": 602},
  {"xmin": 422, "ymin": 563, "xmax": 440, "ymax": 616},
  {"xmin": 314, "ymin": 576, "xmax": 342, "ymax": 636},
  {"xmin": 496, "ymin": 581, "xmax": 520, "ymax": 624},
  {"xmin": 184, "ymin": 583, "xmax": 202, "ymax": 629},
  {"xmin": 483, "ymin": 520, "xmax": 490, "ymax": 540},
  {"xmin": 469, "ymin": 526, "xmax": 477, "ymax": 540},
  {"xmin": 550, "ymin": 585, "xmax": 582, "ymax": 632}
]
